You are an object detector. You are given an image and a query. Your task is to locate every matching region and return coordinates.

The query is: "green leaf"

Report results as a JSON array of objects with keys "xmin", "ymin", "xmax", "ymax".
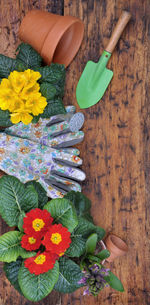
[
  {"xmin": 74, "ymin": 217, "xmax": 105, "ymax": 241},
  {"xmin": 16, "ymin": 43, "xmax": 42, "ymax": 69},
  {"xmin": 3, "ymin": 257, "xmax": 23, "ymax": 294},
  {"xmin": 18, "ymin": 261, "xmax": 59, "ymax": 301},
  {"xmin": 0, "ymin": 109, "xmax": 12, "ymax": 127},
  {"xmin": 44, "ymin": 198, "xmax": 78, "ymax": 233},
  {"xmin": 64, "ymin": 191, "xmax": 93, "ymax": 222},
  {"xmin": 54, "ymin": 257, "xmax": 83, "ymax": 293},
  {"xmin": 86, "ymin": 254, "xmax": 101, "ymax": 263},
  {"xmin": 0, "ymin": 231, "xmax": 35, "ymax": 262},
  {"xmin": 15, "ymin": 61, "xmax": 27, "ymax": 72},
  {"xmin": 0, "ymin": 54, "xmax": 18, "ymax": 78},
  {"xmin": 18, "ymin": 211, "xmax": 26, "ymax": 232},
  {"xmin": 86, "ymin": 233, "xmax": 98, "ymax": 254},
  {"xmin": 41, "ymin": 98, "xmax": 66, "ymax": 118},
  {"xmin": 96, "ymin": 249, "xmax": 110, "ymax": 261},
  {"xmin": 40, "ymin": 82, "xmax": 56, "ymax": 100},
  {"xmin": 65, "ymin": 234, "xmax": 86, "ymax": 257},
  {"xmin": 0, "ymin": 175, "xmax": 38, "ymax": 226},
  {"xmin": 65, "ymin": 217, "xmax": 105, "ymax": 257},
  {"xmin": 104, "ymin": 271, "xmax": 124, "ymax": 292},
  {"xmin": 31, "ymin": 115, "xmax": 40, "ymax": 124},
  {"xmin": 37, "ymin": 63, "xmax": 65, "ymax": 85},
  {"xmin": 25, "ymin": 180, "xmax": 48, "ymax": 209}
]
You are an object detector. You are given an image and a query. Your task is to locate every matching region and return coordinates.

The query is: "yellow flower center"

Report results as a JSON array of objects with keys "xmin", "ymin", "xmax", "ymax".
[
  {"xmin": 32, "ymin": 218, "xmax": 45, "ymax": 231},
  {"xmin": 28, "ymin": 237, "xmax": 36, "ymax": 244},
  {"xmin": 59, "ymin": 252, "xmax": 65, "ymax": 257},
  {"xmin": 34, "ymin": 254, "xmax": 46, "ymax": 265},
  {"xmin": 51, "ymin": 233, "xmax": 62, "ymax": 245}
]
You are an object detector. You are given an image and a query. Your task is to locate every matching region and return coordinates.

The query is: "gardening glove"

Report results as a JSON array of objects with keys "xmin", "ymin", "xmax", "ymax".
[
  {"xmin": 5, "ymin": 106, "xmax": 85, "ymax": 148},
  {"xmin": 0, "ymin": 133, "xmax": 85, "ymax": 198}
]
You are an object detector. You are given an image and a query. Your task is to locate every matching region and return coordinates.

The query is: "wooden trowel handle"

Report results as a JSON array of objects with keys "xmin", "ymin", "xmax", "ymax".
[{"xmin": 105, "ymin": 11, "xmax": 131, "ymax": 54}]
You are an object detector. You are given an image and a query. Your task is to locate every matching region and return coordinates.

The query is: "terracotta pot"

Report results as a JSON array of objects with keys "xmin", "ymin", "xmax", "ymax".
[
  {"xmin": 105, "ymin": 234, "xmax": 128, "ymax": 262},
  {"xmin": 19, "ymin": 10, "xmax": 84, "ymax": 67}
]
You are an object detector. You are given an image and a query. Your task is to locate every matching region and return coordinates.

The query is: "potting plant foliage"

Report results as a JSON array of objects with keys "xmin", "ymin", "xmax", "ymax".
[
  {"xmin": 0, "ymin": 175, "xmax": 124, "ymax": 301},
  {"xmin": 0, "ymin": 43, "xmax": 66, "ymax": 127}
]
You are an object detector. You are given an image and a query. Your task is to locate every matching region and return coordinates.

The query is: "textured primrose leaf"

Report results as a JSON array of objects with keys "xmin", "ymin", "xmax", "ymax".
[
  {"xmin": 64, "ymin": 191, "xmax": 93, "ymax": 222},
  {"xmin": 16, "ymin": 43, "xmax": 42, "ymax": 69},
  {"xmin": 44, "ymin": 198, "xmax": 78, "ymax": 233},
  {"xmin": 54, "ymin": 257, "xmax": 83, "ymax": 293},
  {"xmin": 0, "ymin": 175, "xmax": 38, "ymax": 226},
  {"xmin": 65, "ymin": 234, "xmax": 86, "ymax": 257},
  {"xmin": 4, "ymin": 257, "xmax": 23, "ymax": 294},
  {"xmin": 41, "ymin": 98, "xmax": 66, "ymax": 118},
  {"xmin": 0, "ymin": 231, "xmax": 35, "ymax": 262},
  {"xmin": 96, "ymin": 249, "xmax": 110, "ymax": 261},
  {"xmin": 73, "ymin": 216, "xmax": 105, "ymax": 241},
  {"xmin": 37, "ymin": 63, "xmax": 65, "ymax": 85},
  {"xmin": 66, "ymin": 215, "xmax": 106, "ymax": 258},
  {"xmin": 25, "ymin": 180, "xmax": 48, "ymax": 209},
  {"xmin": 85, "ymin": 233, "xmax": 98, "ymax": 254},
  {"xmin": 0, "ymin": 109, "xmax": 12, "ymax": 127},
  {"xmin": 104, "ymin": 271, "xmax": 124, "ymax": 292},
  {"xmin": 40, "ymin": 82, "xmax": 56, "ymax": 100},
  {"xmin": 0, "ymin": 54, "xmax": 18, "ymax": 78},
  {"xmin": 18, "ymin": 261, "xmax": 59, "ymax": 301},
  {"xmin": 18, "ymin": 211, "xmax": 26, "ymax": 232}
]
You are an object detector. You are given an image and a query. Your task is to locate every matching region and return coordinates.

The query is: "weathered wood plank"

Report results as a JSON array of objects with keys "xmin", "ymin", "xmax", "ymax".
[{"xmin": 62, "ymin": 0, "xmax": 150, "ymax": 304}]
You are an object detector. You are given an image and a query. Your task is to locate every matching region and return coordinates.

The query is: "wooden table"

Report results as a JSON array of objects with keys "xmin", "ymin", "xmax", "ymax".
[{"xmin": 0, "ymin": 0, "xmax": 150, "ymax": 304}]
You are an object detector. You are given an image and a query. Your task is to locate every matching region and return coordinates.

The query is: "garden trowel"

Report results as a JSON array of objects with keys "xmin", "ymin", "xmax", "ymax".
[{"xmin": 76, "ymin": 11, "xmax": 131, "ymax": 108}]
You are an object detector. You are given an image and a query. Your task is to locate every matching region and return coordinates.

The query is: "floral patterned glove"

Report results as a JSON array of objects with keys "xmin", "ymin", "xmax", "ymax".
[{"xmin": 0, "ymin": 132, "xmax": 85, "ymax": 198}]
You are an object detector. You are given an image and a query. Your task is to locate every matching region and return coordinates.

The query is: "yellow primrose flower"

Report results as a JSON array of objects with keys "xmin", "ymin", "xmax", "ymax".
[
  {"xmin": 8, "ymin": 71, "xmax": 27, "ymax": 94},
  {"xmin": 24, "ymin": 69, "xmax": 41, "ymax": 83},
  {"xmin": 0, "ymin": 78, "xmax": 13, "ymax": 90},
  {"xmin": 20, "ymin": 82, "xmax": 40, "ymax": 100},
  {"xmin": 10, "ymin": 112, "xmax": 33, "ymax": 125},
  {"xmin": 0, "ymin": 89, "xmax": 14, "ymax": 110},
  {"xmin": 0, "ymin": 69, "xmax": 47, "ymax": 125},
  {"xmin": 26, "ymin": 94, "xmax": 47, "ymax": 116}
]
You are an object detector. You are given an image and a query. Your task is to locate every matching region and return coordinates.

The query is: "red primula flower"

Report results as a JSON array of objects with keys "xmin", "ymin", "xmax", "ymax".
[
  {"xmin": 21, "ymin": 234, "xmax": 42, "ymax": 251},
  {"xmin": 23, "ymin": 208, "xmax": 53, "ymax": 237},
  {"xmin": 42, "ymin": 224, "xmax": 71, "ymax": 255},
  {"xmin": 24, "ymin": 251, "xmax": 57, "ymax": 275}
]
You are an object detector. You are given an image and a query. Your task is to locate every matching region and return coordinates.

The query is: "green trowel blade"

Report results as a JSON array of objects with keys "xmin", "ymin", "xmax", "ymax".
[{"xmin": 76, "ymin": 50, "xmax": 113, "ymax": 109}]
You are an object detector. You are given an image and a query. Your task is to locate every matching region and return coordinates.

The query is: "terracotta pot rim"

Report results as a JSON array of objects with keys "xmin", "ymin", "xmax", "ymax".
[
  {"xmin": 107, "ymin": 234, "xmax": 128, "ymax": 253},
  {"xmin": 41, "ymin": 15, "xmax": 84, "ymax": 66}
]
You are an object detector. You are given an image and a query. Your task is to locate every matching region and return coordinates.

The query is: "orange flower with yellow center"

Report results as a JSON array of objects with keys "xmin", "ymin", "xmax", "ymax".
[
  {"xmin": 21, "ymin": 234, "xmax": 42, "ymax": 250},
  {"xmin": 23, "ymin": 208, "xmax": 53, "ymax": 238},
  {"xmin": 24, "ymin": 251, "xmax": 57, "ymax": 275},
  {"xmin": 42, "ymin": 223, "xmax": 71, "ymax": 255}
]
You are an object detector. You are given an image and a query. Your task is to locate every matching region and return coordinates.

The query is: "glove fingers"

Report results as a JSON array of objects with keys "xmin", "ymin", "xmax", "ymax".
[
  {"xmin": 53, "ymin": 151, "xmax": 82, "ymax": 167},
  {"xmin": 39, "ymin": 177, "xmax": 65, "ymax": 198},
  {"xmin": 51, "ymin": 163, "xmax": 86, "ymax": 181},
  {"xmin": 50, "ymin": 131, "xmax": 84, "ymax": 148},
  {"xmin": 60, "ymin": 148, "xmax": 80, "ymax": 156},
  {"xmin": 45, "ymin": 174, "xmax": 81, "ymax": 192}
]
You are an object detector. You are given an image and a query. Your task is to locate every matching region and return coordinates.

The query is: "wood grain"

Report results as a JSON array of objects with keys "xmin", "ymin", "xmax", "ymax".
[{"xmin": 0, "ymin": 0, "xmax": 150, "ymax": 304}]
